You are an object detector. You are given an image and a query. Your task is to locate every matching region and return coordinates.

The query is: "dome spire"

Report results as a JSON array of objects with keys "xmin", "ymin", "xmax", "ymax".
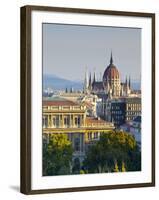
[{"xmin": 110, "ymin": 51, "xmax": 113, "ymax": 64}]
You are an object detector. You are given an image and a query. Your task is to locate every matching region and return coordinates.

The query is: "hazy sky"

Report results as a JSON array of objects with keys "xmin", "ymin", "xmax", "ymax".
[{"xmin": 43, "ymin": 23, "xmax": 141, "ymax": 82}]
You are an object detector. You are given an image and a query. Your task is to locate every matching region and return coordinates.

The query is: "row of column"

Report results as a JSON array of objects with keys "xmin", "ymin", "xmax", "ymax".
[{"xmin": 43, "ymin": 114, "xmax": 85, "ymax": 128}]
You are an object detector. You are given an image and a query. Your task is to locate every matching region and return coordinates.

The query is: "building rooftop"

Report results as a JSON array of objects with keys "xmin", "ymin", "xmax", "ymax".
[
  {"xmin": 92, "ymin": 81, "xmax": 104, "ymax": 90},
  {"xmin": 125, "ymin": 97, "xmax": 141, "ymax": 103},
  {"xmin": 107, "ymin": 97, "xmax": 141, "ymax": 103},
  {"xmin": 43, "ymin": 96, "xmax": 79, "ymax": 106},
  {"xmin": 85, "ymin": 117, "xmax": 109, "ymax": 125}
]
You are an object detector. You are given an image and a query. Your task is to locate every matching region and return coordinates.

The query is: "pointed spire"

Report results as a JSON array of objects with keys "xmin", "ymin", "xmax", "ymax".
[
  {"xmin": 84, "ymin": 66, "xmax": 88, "ymax": 93},
  {"xmin": 93, "ymin": 71, "xmax": 96, "ymax": 83},
  {"xmin": 125, "ymin": 76, "xmax": 128, "ymax": 86},
  {"xmin": 89, "ymin": 72, "xmax": 91, "ymax": 86},
  {"xmin": 88, "ymin": 72, "xmax": 92, "ymax": 91},
  {"xmin": 110, "ymin": 51, "xmax": 113, "ymax": 64},
  {"xmin": 129, "ymin": 75, "xmax": 131, "ymax": 88}
]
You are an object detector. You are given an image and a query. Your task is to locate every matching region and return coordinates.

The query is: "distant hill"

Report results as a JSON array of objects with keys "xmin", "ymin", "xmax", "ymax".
[
  {"xmin": 43, "ymin": 74, "xmax": 83, "ymax": 91},
  {"xmin": 131, "ymin": 82, "xmax": 141, "ymax": 90},
  {"xmin": 43, "ymin": 74, "xmax": 141, "ymax": 91}
]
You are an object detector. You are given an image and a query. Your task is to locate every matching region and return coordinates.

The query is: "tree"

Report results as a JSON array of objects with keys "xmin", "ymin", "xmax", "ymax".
[
  {"xmin": 114, "ymin": 160, "xmax": 119, "ymax": 172},
  {"xmin": 43, "ymin": 134, "xmax": 73, "ymax": 176},
  {"xmin": 121, "ymin": 161, "xmax": 126, "ymax": 172},
  {"xmin": 72, "ymin": 158, "xmax": 81, "ymax": 174},
  {"xmin": 80, "ymin": 170, "xmax": 85, "ymax": 174},
  {"xmin": 83, "ymin": 130, "xmax": 141, "ymax": 173}
]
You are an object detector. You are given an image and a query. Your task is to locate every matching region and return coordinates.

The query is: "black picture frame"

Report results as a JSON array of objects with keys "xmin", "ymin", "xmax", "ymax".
[{"xmin": 20, "ymin": 5, "xmax": 155, "ymax": 194}]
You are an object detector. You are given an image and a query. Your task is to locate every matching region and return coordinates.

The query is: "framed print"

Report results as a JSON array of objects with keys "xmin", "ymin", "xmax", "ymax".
[{"xmin": 20, "ymin": 5, "xmax": 155, "ymax": 194}]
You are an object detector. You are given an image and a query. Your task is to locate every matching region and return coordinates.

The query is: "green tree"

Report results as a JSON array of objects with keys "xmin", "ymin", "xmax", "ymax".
[
  {"xmin": 80, "ymin": 170, "xmax": 85, "ymax": 174},
  {"xmin": 114, "ymin": 160, "xmax": 119, "ymax": 172},
  {"xmin": 43, "ymin": 134, "xmax": 73, "ymax": 176},
  {"xmin": 72, "ymin": 158, "xmax": 81, "ymax": 174},
  {"xmin": 84, "ymin": 130, "xmax": 141, "ymax": 173},
  {"xmin": 121, "ymin": 161, "xmax": 126, "ymax": 172}
]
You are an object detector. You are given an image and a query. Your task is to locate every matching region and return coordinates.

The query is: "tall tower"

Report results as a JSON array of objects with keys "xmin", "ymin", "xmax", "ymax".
[
  {"xmin": 88, "ymin": 72, "xmax": 92, "ymax": 91},
  {"xmin": 125, "ymin": 76, "xmax": 128, "ymax": 86},
  {"xmin": 93, "ymin": 71, "xmax": 96, "ymax": 83},
  {"xmin": 83, "ymin": 67, "xmax": 88, "ymax": 93},
  {"xmin": 129, "ymin": 75, "xmax": 131, "ymax": 89},
  {"xmin": 125, "ymin": 75, "xmax": 131, "ymax": 96}
]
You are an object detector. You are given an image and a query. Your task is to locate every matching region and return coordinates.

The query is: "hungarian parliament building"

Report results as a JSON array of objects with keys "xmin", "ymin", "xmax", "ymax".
[
  {"xmin": 43, "ymin": 53, "xmax": 141, "ymax": 167},
  {"xmin": 84, "ymin": 52, "xmax": 136, "ymax": 98}
]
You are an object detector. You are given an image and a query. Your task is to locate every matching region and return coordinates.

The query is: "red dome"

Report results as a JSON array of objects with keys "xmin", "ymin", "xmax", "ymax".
[{"xmin": 103, "ymin": 64, "xmax": 120, "ymax": 80}]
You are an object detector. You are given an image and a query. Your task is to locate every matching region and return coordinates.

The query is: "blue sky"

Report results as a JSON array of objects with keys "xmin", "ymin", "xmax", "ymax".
[{"xmin": 43, "ymin": 23, "xmax": 141, "ymax": 82}]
